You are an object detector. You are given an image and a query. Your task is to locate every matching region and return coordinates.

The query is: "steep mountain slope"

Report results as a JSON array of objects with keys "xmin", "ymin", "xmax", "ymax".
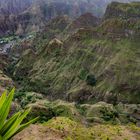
[
  {"xmin": 65, "ymin": 13, "xmax": 100, "ymax": 33},
  {"xmin": 32, "ymin": 13, "xmax": 99, "ymax": 46},
  {"xmin": 13, "ymin": 2, "xmax": 140, "ymax": 104},
  {"xmin": 0, "ymin": 53, "xmax": 14, "ymax": 92},
  {"xmin": 1, "ymin": 2, "xmax": 140, "ymax": 139},
  {"xmin": 104, "ymin": 1, "xmax": 140, "ymax": 19},
  {"xmin": 0, "ymin": 0, "xmax": 33, "ymax": 15},
  {"xmin": 0, "ymin": 0, "xmax": 140, "ymax": 36}
]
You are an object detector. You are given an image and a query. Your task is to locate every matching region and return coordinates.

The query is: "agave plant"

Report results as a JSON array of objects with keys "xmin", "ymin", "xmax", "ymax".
[{"xmin": 0, "ymin": 88, "xmax": 38, "ymax": 140}]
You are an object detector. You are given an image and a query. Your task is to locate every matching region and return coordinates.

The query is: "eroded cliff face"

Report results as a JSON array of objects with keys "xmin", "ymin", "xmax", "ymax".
[
  {"xmin": 10, "ymin": 2, "xmax": 140, "ymax": 104},
  {"xmin": 1, "ymin": 0, "xmax": 140, "ymax": 36},
  {"xmin": 0, "ymin": 54, "xmax": 14, "ymax": 93},
  {"xmin": 104, "ymin": 2, "xmax": 140, "ymax": 19}
]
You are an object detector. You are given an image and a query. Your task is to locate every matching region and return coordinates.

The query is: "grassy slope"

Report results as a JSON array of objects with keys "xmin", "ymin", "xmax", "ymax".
[
  {"xmin": 13, "ymin": 2, "xmax": 140, "ymax": 104},
  {"xmin": 104, "ymin": 2, "xmax": 140, "ymax": 19},
  {"xmin": 22, "ymin": 36, "xmax": 140, "ymax": 104},
  {"xmin": 13, "ymin": 117, "xmax": 140, "ymax": 140},
  {"xmin": 11, "ymin": 2, "xmax": 140, "ymax": 139}
]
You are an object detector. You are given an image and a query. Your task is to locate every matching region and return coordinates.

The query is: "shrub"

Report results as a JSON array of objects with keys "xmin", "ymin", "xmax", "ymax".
[
  {"xmin": 0, "ymin": 88, "xmax": 38, "ymax": 140},
  {"xmin": 78, "ymin": 69, "xmax": 89, "ymax": 80},
  {"xmin": 14, "ymin": 91, "xmax": 43, "ymax": 108},
  {"xmin": 86, "ymin": 74, "xmax": 96, "ymax": 86}
]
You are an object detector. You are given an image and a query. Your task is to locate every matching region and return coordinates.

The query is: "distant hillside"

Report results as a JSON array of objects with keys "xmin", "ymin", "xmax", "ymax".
[
  {"xmin": 0, "ymin": 0, "xmax": 140, "ymax": 36},
  {"xmin": 11, "ymin": 1, "xmax": 140, "ymax": 104},
  {"xmin": 104, "ymin": 1, "xmax": 140, "ymax": 19}
]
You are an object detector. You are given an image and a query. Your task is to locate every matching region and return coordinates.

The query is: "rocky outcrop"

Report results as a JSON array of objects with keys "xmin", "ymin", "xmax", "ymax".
[
  {"xmin": 0, "ymin": 53, "xmax": 14, "ymax": 92},
  {"xmin": 0, "ymin": 0, "xmax": 33, "ymax": 36},
  {"xmin": 1, "ymin": 0, "xmax": 139, "ymax": 36},
  {"xmin": 10, "ymin": 39, "xmax": 34, "ymax": 57},
  {"xmin": 0, "ymin": 70, "xmax": 14, "ymax": 93},
  {"xmin": 47, "ymin": 39, "xmax": 63, "ymax": 50},
  {"xmin": 104, "ymin": 2, "xmax": 140, "ymax": 19},
  {"xmin": 24, "ymin": 100, "xmax": 83, "ymax": 123},
  {"xmin": 66, "ymin": 13, "xmax": 100, "ymax": 32},
  {"xmin": 98, "ymin": 18, "xmax": 140, "ymax": 39},
  {"xmin": 98, "ymin": 2, "xmax": 140, "ymax": 39},
  {"xmin": 14, "ymin": 49, "xmax": 36, "ymax": 79},
  {"xmin": 0, "ymin": 54, "xmax": 9, "ymax": 71},
  {"xmin": 46, "ymin": 15, "xmax": 71, "ymax": 32}
]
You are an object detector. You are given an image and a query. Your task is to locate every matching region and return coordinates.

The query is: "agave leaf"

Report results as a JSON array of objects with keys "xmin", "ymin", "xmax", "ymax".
[
  {"xmin": 3, "ymin": 108, "xmax": 31, "ymax": 140},
  {"xmin": 0, "ymin": 90, "xmax": 7, "ymax": 110},
  {"xmin": 14, "ymin": 117, "xmax": 39, "ymax": 136},
  {"xmin": 0, "ymin": 88, "xmax": 15, "ymax": 130},
  {"xmin": 0, "ymin": 112, "xmax": 21, "ymax": 135},
  {"xmin": 0, "ymin": 89, "xmax": 38, "ymax": 140}
]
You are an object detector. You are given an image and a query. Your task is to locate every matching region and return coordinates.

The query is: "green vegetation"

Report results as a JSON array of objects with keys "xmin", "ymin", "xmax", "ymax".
[
  {"xmin": 106, "ymin": 2, "xmax": 140, "ymax": 19},
  {"xmin": 15, "ymin": 37, "xmax": 140, "ymax": 104},
  {"xmin": 98, "ymin": 18, "xmax": 140, "ymax": 37},
  {"xmin": 0, "ymin": 36, "xmax": 19, "ymax": 44},
  {"xmin": 13, "ymin": 90, "xmax": 140, "ymax": 126},
  {"xmin": 10, "ymin": 1, "xmax": 140, "ymax": 104},
  {"xmin": 0, "ymin": 89, "xmax": 38, "ymax": 140},
  {"xmin": 14, "ymin": 91, "xmax": 43, "ymax": 107},
  {"xmin": 1, "ymin": 1, "xmax": 140, "ymax": 139},
  {"xmin": 115, "ymin": 2, "xmax": 140, "ymax": 15},
  {"xmin": 86, "ymin": 74, "xmax": 96, "ymax": 86},
  {"xmin": 44, "ymin": 117, "xmax": 140, "ymax": 140},
  {"xmin": 12, "ymin": 117, "xmax": 140, "ymax": 140},
  {"xmin": 15, "ymin": 97, "xmax": 83, "ymax": 123}
]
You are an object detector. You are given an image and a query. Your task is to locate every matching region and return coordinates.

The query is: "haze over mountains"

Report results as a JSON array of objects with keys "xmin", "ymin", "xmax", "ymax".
[
  {"xmin": 0, "ymin": 0, "xmax": 140, "ymax": 36},
  {"xmin": 0, "ymin": 0, "xmax": 140, "ymax": 17}
]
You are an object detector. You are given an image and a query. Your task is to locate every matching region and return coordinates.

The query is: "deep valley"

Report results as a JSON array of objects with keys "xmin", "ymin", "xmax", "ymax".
[{"xmin": 0, "ymin": 0, "xmax": 140, "ymax": 140}]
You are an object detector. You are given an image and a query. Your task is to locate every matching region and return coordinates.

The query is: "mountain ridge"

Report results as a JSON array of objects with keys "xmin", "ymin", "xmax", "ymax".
[
  {"xmin": 0, "ymin": 0, "xmax": 140, "ymax": 36},
  {"xmin": 10, "ymin": 2, "xmax": 140, "ymax": 105},
  {"xmin": 0, "ymin": 1, "xmax": 140, "ymax": 139}
]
